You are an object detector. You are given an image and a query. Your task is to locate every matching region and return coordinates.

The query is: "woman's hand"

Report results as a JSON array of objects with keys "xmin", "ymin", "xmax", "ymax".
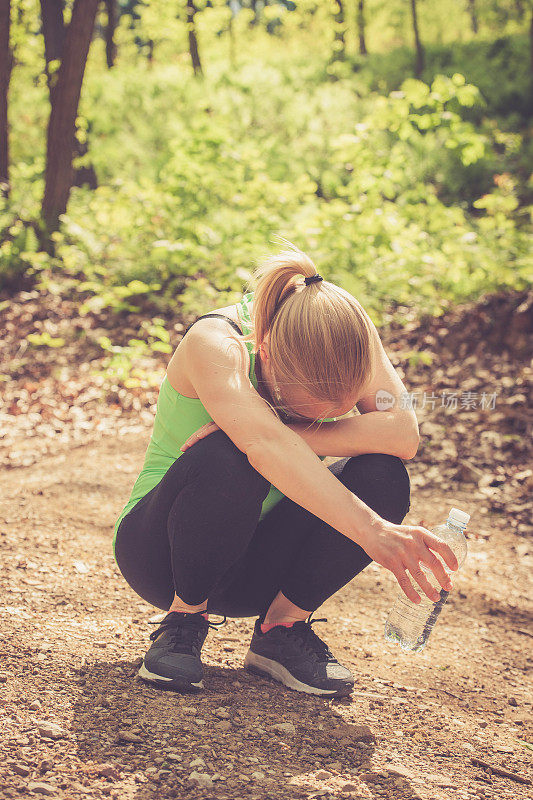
[
  {"xmin": 359, "ymin": 518, "xmax": 459, "ymax": 604},
  {"xmin": 180, "ymin": 421, "xmax": 220, "ymax": 451}
]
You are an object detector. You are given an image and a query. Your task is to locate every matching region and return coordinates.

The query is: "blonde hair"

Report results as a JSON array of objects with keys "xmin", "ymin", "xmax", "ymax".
[{"xmin": 242, "ymin": 240, "xmax": 376, "ymax": 418}]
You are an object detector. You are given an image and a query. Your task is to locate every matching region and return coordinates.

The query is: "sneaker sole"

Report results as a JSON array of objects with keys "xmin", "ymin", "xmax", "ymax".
[
  {"xmin": 243, "ymin": 650, "xmax": 353, "ymax": 698},
  {"xmin": 137, "ymin": 661, "xmax": 204, "ymax": 692}
]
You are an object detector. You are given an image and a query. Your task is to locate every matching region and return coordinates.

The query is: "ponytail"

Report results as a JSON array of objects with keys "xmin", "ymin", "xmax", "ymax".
[
  {"xmin": 242, "ymin": 240, "xmax": 318, "ymax": 350},
  {"xmin": 242, "ymin": 240, "xmax": 376, "ymax": 412}
]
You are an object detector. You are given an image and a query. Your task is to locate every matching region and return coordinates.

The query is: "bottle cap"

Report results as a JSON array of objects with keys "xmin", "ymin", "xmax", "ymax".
[{"xmin": 448, "ymin": 507, "xmax": 470, "ymax": 528}]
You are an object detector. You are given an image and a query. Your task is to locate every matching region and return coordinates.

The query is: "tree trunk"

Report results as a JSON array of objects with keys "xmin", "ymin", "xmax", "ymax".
[
  {"xmin": 357, "ymin": 0, "xmax": 367, "ymax": 55},
  {"xmin": 0, "ymin": 0, "xmax": 12, "ymax": 198},
  {"xmin": 41, "ymin": 0, "xmax": 98, "ymax": 200},
  {"xmin": 249, "ymin": 0, "xmax": 259, "ymax": 27},
  {"xmin": 530, "ymin": 7, "xmax": 533, "ymax": 79},
  {"xmin": 187, "ymin": 0, "xmax": 202, "ymax": 76},
  {"xmin": 467, "ymin": 0, "xmax": 478, "ymax": 34},
  {"xmin": 147, "ymin": 38, "xmax": 154, "ymax": 65},
  {"xmin": 40, "ymin": 0, "xmax": 66, "ymax": 92},
  {"xmin": 331, "ymin": 0, "xmax": 346, "ymax": 62},
  {"xmin": 104, "ymin": 0, "xmax": 117, "ymax": 68},
  {"xmin": 41, "ymin": 0, "xmax": 99, "ymax": 235},
  {"xmin": 410, "ymin": 0, "xmax": 424, "ymax": 78}
]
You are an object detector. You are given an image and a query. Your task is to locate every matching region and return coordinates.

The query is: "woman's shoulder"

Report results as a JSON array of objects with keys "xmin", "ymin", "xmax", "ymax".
[{"xmin": 166, "ymin": 302, "xmax": 252, "ymax": 399}]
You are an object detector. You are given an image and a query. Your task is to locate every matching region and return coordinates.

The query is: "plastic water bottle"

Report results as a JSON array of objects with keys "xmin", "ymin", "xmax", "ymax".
[{"xmin": 384, "ymin": 507, "xmax": 469, "ymax": 653}]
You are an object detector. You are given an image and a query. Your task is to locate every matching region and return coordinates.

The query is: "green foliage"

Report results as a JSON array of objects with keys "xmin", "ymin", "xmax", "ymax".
[
  {"xmin": 26, "ymin": 331, "xmax": 66, "ymax": 348},
  {"xmin": 2, "ymin": 5, "xmax": 531, "ymax": 328},
  {"xmin": 76, "ymin": 279, "xmax": 163, "ymax": 315},
  {"xmin": 359, "ymin": 33, "xmax": 532, "ymax": 125},
  {"xmin": 405, "ymin": 350, "xmax": 435, "ymax": 367},
  {"xmin": 96, "ymin": 318, "xmax": 173, "ymax": 387},
  {"xmin": 0, "ymin": 197, "xmax": 48, "ymax": 288}
]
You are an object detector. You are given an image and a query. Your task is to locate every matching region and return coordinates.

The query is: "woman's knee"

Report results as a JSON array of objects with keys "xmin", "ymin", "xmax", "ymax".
[
  {"xmin": 179, "ymin": 428, "xmax": 270, "ymax": 502},
  {"xmin": 340, "ymin": 453, "xmax": 411, "ymax": 523}
]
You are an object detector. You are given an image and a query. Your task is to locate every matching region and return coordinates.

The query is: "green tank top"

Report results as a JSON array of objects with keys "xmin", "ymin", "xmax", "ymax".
[{"xmin": 112, "ymin": 291, "xmax": 330, "ymax": 556}]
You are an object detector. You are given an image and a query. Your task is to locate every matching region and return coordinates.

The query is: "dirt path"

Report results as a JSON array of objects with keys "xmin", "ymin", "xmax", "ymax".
[{"xmin": 1, "ymin": 432, "xmax": 531, "ymax": 800}]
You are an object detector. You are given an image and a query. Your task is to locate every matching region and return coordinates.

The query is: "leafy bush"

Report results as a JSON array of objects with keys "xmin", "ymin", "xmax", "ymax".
[
  {"xmin": 359, "ymin": 33, "xmax": 532, "ymax": 125},
  {"xmin": 2, "ymin": 28, "xmax": 531, "ymax": 326}
]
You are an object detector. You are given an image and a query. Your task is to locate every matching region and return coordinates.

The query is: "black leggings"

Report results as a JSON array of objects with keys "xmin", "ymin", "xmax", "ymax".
[{"xmin": 114, "ymin": 429, "xmax": 411, "ymax": 618}]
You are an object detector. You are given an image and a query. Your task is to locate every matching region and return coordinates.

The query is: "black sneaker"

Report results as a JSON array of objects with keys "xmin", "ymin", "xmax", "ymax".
[
  {"xmin": 137, "ymin": 610, "xmax": 226, "ymax": 692},
  {"xmin": 243, "ymin": 614, "xmax": 354, "ymax": 698}
]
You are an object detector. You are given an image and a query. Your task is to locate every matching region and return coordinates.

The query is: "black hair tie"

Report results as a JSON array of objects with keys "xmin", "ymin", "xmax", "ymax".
[{"xmin": 304, "ymin": 274, "xmax": 323, "ymax": 286}]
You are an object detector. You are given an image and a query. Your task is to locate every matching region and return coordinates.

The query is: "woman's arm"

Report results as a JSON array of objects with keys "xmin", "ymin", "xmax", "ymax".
[
  {"xmin": 286, "ymin": 409, "xmax": 418, "ymax": 460},
  {"xmin": 286, "ymin": 317, "xmax": 419, "ymax": 460},
  {"xmin": 186, "ymin": 413, "xmax": 417, "ymax": 460}
]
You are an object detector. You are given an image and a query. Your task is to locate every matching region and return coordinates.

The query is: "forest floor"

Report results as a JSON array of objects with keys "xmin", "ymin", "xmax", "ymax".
[
  {"xmin": 0, "ymin": 285, "xmax": 531, "ymax": 799},
  {"xmin": 1, "ymin": 433, "xmax": 532, "ymax": 800}
]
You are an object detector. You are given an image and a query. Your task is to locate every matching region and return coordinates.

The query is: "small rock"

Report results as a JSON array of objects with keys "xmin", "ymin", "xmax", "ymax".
[
  {"xmin": 325, "ymin": 762, "xmax": 342, "ymax": 772},
  {"xmin": 454, "ymin": 460, "xmax": 484, "ymax": 484},
  {"xmin": 27, "ymin": 783, "xmax": 56, "ymax": 796},
  {"xmin": 508, "ymin": 697, "xmax": 518, "ymax": 707},
  {"xmin": 9, "ymin": 763, "xmax": 30, "ymax": 777},
  {"xmin": 314, "ymin": 747, "xmax": 331, "ymax": 757},
  {"xmin": 194, "ymin": 718, "xmax": 207, "ymax": 725},
  {"xmin": 189, "ymin": 771, "xmax": 214, "ymax": 788},
  {"xmin": 116, "ymin": 730, "xmax": 143, "ymax": 744},
  {"xmin": 251, "ymin": 771, "xmax": 265, "ymax": 780},
  {"xmin": 426, "ymin": 773, "xmax": 455, "ymax": 788},
  {"xmin": 95, "ymin": 694, "xmax": 111, "ymax": 707},
  {"xmin": 389, "ymin": 765, "xmax": 414, "ymax": 780},
  {"xmin": 189, "ymin": 757, "xmax": 206, "ymax": 768},
  {"xmin": 215, "ymin": 720, "xmax": 231, "ymax": 731},
  {"xmin": 341, "ymin": 782, "xmax": 359, "ymax": 791},
  {"xmin": 166, "ymin": 753, "xmax": 180, "ymax": 762},
  {"xmin": 182, "ymin": 706, "xmax": 197, "ymax": 714},
  {"xmin": 29, "ymin": 700, "xmax": 42, "ymax": 711},
  {"xmin": 316, "ymin": 770, "xmax": 332, "ymax": 780},
  {"xmin": 97, "ymin": 765, "xmax": 119, "ymax": 780},
  {"xmin": 39, "ymin": 760, "xmax": 53, "ymax": 773},
  {"xmin": 35, "ymin": 720, "xmax": 67, "ymax": 740},
  {"xmin": 330, "ymin": 723, "xmax": 374, "ymax": 742},
  {"xmin": 360, "ymin": 771, "xmax": 383, "ymax": 783},
  {"xmin": 0, "ymin": 674, "xmax": 8, "ymax": 683},
  {"xmin": 272, "ymin": 722, "xmax": 296, "ymax": 735},
  {"xmin": 214, "ymin": 707, "xmax": 230, "ymax": 719}
]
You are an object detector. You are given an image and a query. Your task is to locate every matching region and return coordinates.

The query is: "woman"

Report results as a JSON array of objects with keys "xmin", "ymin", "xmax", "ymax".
[{"xmin": 113, "ymin": 244, "xmax": 458, "ymax": 699}]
